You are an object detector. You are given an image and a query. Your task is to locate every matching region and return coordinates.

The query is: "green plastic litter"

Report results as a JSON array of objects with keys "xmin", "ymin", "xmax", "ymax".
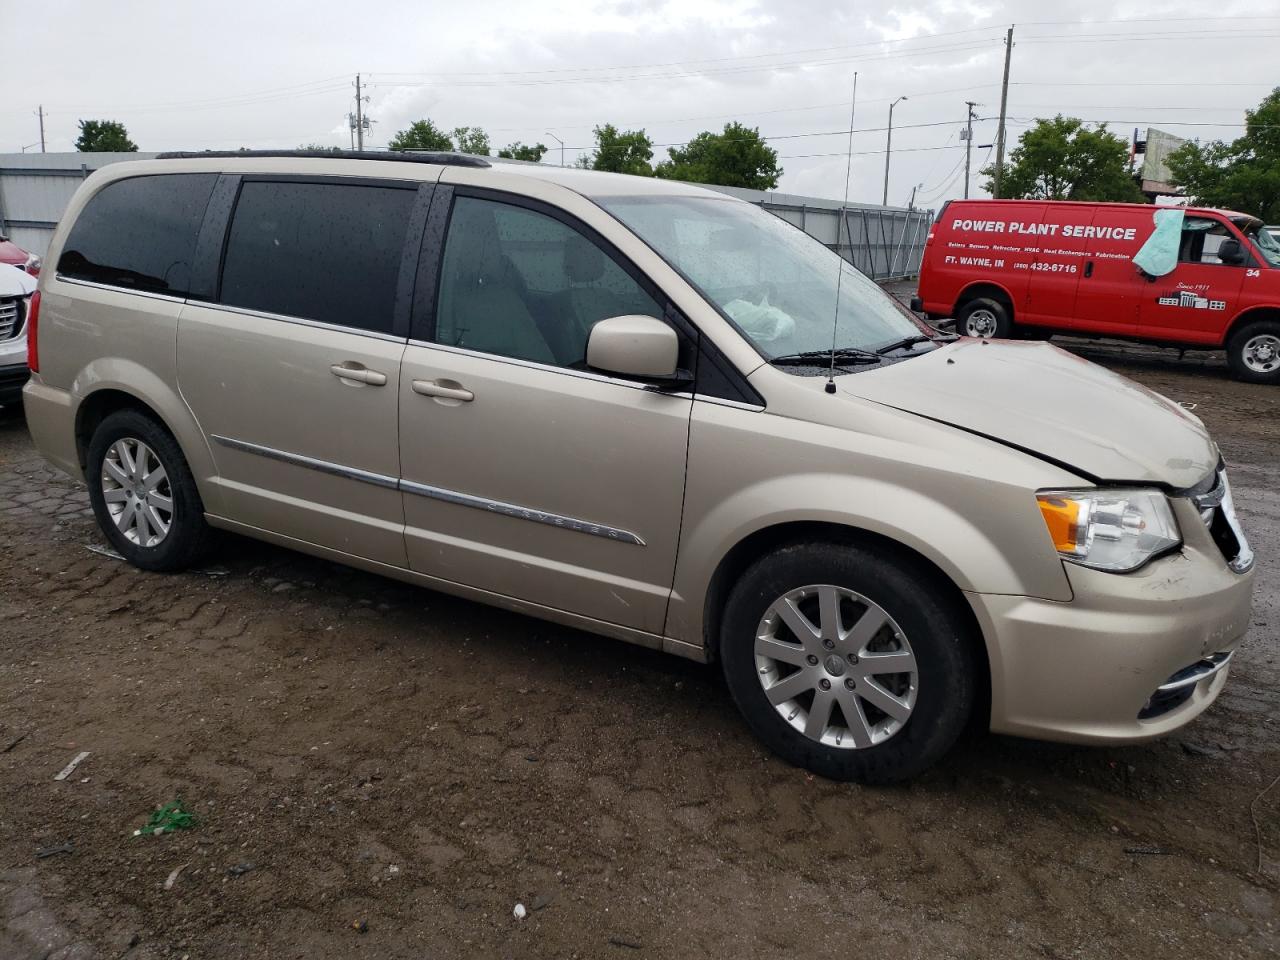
[{"xmin": 134, "ymin": 799, "xmax": 197, "ymax": 837}]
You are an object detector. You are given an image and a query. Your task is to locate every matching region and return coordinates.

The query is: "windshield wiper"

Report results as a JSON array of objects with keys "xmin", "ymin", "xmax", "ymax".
[
  {"xmin": 769, "ymin": 348, "xmax": 882, "ymax": 367},
  {"xmin": 874, "ymin": 333, "xmax": 952, "ymax": 355}
]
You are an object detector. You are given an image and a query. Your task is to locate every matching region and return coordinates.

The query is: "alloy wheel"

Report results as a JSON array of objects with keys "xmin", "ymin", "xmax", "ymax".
[
  {"xmin": 754, "ymin": 585, "xmax": 918, "ymax": 749},
  {"xmin": 101, "ymin": 437, "xmax": 173, "ymax": 547}
]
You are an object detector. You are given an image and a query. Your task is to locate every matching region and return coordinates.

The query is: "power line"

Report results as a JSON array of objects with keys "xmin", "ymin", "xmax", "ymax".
[
  {"xmin": 37, "ymin": 75, "xmax": 352, "ymax": 114},
  {"xmin": 778, "ymin": 144, "xmax": 963, "ymax": 160},
  {"xmin": 370, "ymin": 25, "xmax": 1008, "ymax": 79},
  {"xmin": 365, "ymin": 39, "xmax": 1008, "ymax": 90}
]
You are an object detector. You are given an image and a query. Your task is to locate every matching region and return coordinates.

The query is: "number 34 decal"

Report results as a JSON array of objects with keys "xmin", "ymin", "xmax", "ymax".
[{"xmin": 1247, "ymin": 268, "xmax": 1262, "ymax": 278}]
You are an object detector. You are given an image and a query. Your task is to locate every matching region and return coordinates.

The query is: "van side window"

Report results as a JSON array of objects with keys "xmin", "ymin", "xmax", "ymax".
[
  {"xmin": 1179, "ymin": 217, "xmax": 1234, "ymax": 265},
  {"xmin": 433, "ymin": 196, "xmax": 663, "ymax": 367},
  {"xmin": 58, "ymin": 174, "xmax": 217, "ymax": 296},
  {"xmin": 219, "ymin": 181, "xmax": 415, "ymax": 334}
]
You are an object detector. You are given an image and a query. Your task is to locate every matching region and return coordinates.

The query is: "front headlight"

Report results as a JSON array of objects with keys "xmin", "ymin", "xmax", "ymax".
[{"xmin": 1036, "ymin": 488, "xmax": 1181, "ymax": 573}]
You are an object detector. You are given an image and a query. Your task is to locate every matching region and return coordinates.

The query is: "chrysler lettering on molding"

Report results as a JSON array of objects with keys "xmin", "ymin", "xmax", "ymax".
[{"xmin": 950, "ymin": 219, "xmax": 1137, "ymax": 241}]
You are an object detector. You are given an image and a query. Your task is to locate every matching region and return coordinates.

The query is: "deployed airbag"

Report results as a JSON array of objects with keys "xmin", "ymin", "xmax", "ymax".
[{"xmin": 1132, "ymin": 208, "xmax": 1184, "ymax": 278}]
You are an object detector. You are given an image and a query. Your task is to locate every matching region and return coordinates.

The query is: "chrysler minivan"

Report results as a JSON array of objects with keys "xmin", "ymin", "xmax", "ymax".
[{"xmin": 24, "ymin": 152, "xmax": 1255, "ymax": 783}]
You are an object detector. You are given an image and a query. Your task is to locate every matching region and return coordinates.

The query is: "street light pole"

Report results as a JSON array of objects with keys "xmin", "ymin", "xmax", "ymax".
[
  {"xmin": 545, "ymin": 131, "xmax": 565, "ymax": 167},
  {"xmin": 883, "ymin": 96, "xmax": 907, "ymax": 207}
]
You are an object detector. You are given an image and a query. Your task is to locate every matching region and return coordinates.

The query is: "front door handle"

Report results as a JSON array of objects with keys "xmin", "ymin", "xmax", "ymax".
[
  {"xmin": 330, "ymin": 363, "xmax": 387, "ymax": 386},
  {"xmin": 412, "ymin": 379, "xmax": 474, "ymax": 403},
  {"xmin": 1083, "ymin": 260, "xmax": 1094, "ymax": 278}
]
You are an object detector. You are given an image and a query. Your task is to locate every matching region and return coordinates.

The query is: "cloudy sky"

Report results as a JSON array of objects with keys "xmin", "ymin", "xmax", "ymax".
[{"xmin": 7, "ymin": 0, "xmax": 1276, "ymax": 207}]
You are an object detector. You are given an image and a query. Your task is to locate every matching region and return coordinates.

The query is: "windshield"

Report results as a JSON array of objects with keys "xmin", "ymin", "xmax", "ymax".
[
  {"xmin": 1246, "ymin": 222, "xmax": 1280, "ymax": 268},
  {"xmin": 598, "ymin": 195, "xmax": 928, "ymax": 359}
]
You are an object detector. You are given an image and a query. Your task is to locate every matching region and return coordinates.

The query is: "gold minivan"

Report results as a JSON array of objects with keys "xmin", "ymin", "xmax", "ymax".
[{"xmin": 23, "ymin": 152, "xmax": 1256, "ymax": 783}]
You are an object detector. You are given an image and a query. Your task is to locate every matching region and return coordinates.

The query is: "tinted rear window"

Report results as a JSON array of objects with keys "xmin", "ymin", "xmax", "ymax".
[
  {"xmin": 58, "ymin": 174, "xmax": 217, "ymax": 296},
  {"xmin": 218, "ymin": 180, "xmax": 414, "ymax": 334}
]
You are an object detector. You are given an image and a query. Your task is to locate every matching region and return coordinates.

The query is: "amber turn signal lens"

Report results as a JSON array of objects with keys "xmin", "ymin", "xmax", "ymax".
[{"xmin": 1037, "ymin": 495, "xmax": 1082, "ymax": 554}]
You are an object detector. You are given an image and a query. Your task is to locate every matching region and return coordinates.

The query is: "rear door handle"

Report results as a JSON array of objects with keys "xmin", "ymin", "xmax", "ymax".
[
  {"xmin": 1083, "ymin": 261, "xmax": 1094, "ymax": 278},
  {"xmin": 412, "ymin": 379, "xmax": 474, "ymax": 403},
  {"xmin": 330, "ymin": 363, "xmax": 387, "ymax": 386}
]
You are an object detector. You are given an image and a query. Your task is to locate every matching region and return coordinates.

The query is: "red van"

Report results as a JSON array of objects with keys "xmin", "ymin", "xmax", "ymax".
[{"xmin": 914, "ymin": 199, "xmax": 1280, "ymax": 384}]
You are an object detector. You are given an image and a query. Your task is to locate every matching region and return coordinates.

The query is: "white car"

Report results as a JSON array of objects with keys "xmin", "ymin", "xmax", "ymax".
[{"xmin": 0, "ymin": 262, "xmax": 37, "ymax": 406}]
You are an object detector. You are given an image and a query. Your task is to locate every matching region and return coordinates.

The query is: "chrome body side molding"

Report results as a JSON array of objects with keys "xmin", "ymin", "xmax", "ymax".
[{"xmin": 209, "ymin": 434, "xmax": 646, "ymax": 547}]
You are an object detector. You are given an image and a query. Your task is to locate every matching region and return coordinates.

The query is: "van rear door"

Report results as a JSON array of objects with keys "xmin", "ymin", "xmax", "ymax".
[{"xmin": 1071, "ymin": 206, "xmax": 1147, "ymax": 338}]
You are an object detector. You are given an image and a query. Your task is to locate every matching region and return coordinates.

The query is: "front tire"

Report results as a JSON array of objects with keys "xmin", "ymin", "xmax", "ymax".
[
  {"xmin": 956, "ymin": 297, "xmax": 1012, "ymax": 339},
  {"xmin": 720, "ymin": 542, "xmax": 977, "ymax": 784},
  {"xmin": 1226, "ymin": 319, "xmax": 1280, "ymax": 385},
  {"xmin": 86, "ymin": 409, "xmax": 213, "ymax": 571}
]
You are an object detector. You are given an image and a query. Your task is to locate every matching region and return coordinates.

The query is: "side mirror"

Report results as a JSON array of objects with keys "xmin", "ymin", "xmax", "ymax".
[
  {"xmin": 1217, "ymin": 238, "xmax": 1246, "ymax": 266},
  {"xmin": 587, "ymin": 315, "xmax": 685, "ymax": 382}
]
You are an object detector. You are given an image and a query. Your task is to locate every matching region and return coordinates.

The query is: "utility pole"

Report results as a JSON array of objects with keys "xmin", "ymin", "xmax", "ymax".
[
  {"xmin": 883, "ymin": 95, "xmax": 907, "ymax": 207},
  {"xmin": 355, "ymin": 74, "xmax": 365, "ymax": 150},
  {"xmin": 37, "ymin": 105, "xmax": 46, "ymax": 153},
  {"xmin": 545, "ymin": 131, "xmax": 565, "ymax": 167},
  {"xmin": 993, "ymin": 26, "xmax": 1014, "ymax": 199},
  {"xmin": 963, "ymin": 101, "xmax": 978, "ymax": 199}
]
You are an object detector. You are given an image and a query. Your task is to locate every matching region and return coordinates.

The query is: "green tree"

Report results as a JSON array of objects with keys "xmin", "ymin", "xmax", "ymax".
[
  {"xmin": 1167, "ymin": 88, "xmax": 1280, "ymax": 222},
  {"xmin": 587, "ymin": 124, "xmax": 654, "ymax": 176},
  {"xmin": 75, "ymin": 119, "xmax": 138, "ymax": 152},
  {"xmin": 981, "ymin": 116, "xmax": 1143, "ymax": 202},
  {"xmin": 297, "ymin": 142, "xmax": 341, "ymax": 152},
  {"xmin": 498, "ymin": 141, "xmax": 548, "ymax": 162},
  {"xmin": 452, "ymin": 126, "xmax": 491, "ymax": 156},
  {"xmin": 389, "ymin": 119, "xmax": 453, "ymax": 152},
  {"xmin": 655, "ymin": 122, "xmax": 782, "ymax": 189}
]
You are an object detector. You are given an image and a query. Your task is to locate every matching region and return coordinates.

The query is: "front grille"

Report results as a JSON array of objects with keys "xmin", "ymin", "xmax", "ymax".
[
  {"xmin": 0, "ymin": 298, "xmax": 21, "ymax": 341},
  {"xmin": 1192, "ymin": 468, "xmax": 1254, "ymax": 574}
]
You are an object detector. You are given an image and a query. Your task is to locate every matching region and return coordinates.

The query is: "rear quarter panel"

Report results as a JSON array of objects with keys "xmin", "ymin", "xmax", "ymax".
[{"xmin": 28, "ymin": 164, "xmax": 223, "ymax": 508}]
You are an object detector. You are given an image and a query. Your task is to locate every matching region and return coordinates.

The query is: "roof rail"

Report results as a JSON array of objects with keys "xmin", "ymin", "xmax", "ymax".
[{"xmin": 152, "ymin": 149, "xmax": 491, "ymax": 168}]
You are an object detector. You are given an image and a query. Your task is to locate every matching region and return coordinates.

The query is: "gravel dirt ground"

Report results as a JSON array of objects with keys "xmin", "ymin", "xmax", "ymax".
[{"xmin": 1, "ymin": 317, "xmax": 1277, "ymax": 959}]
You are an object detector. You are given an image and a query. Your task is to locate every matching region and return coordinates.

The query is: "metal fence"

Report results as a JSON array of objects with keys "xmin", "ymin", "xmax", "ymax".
[
  {"xmin": 692, "ymin": 184, "xmax": 933, "ymax": 281},
  {"xmin": 1, "ymin": 153, "xmax": 932, "ymax": 280}
]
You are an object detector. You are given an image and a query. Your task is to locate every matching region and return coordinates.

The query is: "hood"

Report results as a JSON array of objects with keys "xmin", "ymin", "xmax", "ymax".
[
  {"xmin": 0, "ymin": 239, "xmax": 28, "ymax": 266},
  {"xmin": 0, "ymin": 263, "xmax": 37, "ymax": 297},
  {"xmin": 841, "ymin": 339, "xmax": 1217, "ymax": 489}
]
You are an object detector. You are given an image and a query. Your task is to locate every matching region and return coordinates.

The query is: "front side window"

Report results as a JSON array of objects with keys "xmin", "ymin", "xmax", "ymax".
[
  {"xmin": 598, "ymin": 195, "xmax": 926, "ymax": 359},
  {"xmin": 219, "ymin": 180, "xmax": 415, "ymax": 334},
  {"xmin": 433, "ymin": 196, "xmax": 663, "ymax": 366},
  {"xmin": 1178, "ymin": 217, "xmax": 1235, "ymax": 265},
  {"xmin": 58, "ymin": 174, "xmax": 217, "ymax": 296}
]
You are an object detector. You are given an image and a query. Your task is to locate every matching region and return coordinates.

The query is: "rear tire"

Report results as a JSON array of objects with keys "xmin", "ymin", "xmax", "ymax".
[
  {"xmin": 720, "ymin": 542, "xmax": 977, "ymax": 784},
  {"xmin": 86, "ymin": 409, "xmax": 214, "ymax": 571},
  {"xmin": 956, "ymin": 297, "xmax": 1012, "ymax": 339},
  {"xmin": 1226, "ymin": 319, "xmax": 1280, "ymax": 385}
]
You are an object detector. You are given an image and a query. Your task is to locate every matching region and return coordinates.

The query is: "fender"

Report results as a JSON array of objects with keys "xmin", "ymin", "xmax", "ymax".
[
  {"xmin": 1222, "ymin": 303, "xmax": 1280, "ymax": 346},
  {"xmin": 666, "ymin": 469, "xmax": 1076, "ymax": 649}
]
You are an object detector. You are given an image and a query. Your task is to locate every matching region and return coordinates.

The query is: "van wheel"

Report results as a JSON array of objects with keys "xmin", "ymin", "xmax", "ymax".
[
  {"xmin": 957, "ymin": 298, "xmax": 1011, "ymax": 339},
  {"xmin": 719, "ymin": 542, "xmax": 977, "ymax": 784},
  {"xmin": 1226, "ymin": 319, "xmax": 1280, "ymax": 385},
  {"xmin": 86, "ymin": 409, "xmax": 214, "ymax": 571}
]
